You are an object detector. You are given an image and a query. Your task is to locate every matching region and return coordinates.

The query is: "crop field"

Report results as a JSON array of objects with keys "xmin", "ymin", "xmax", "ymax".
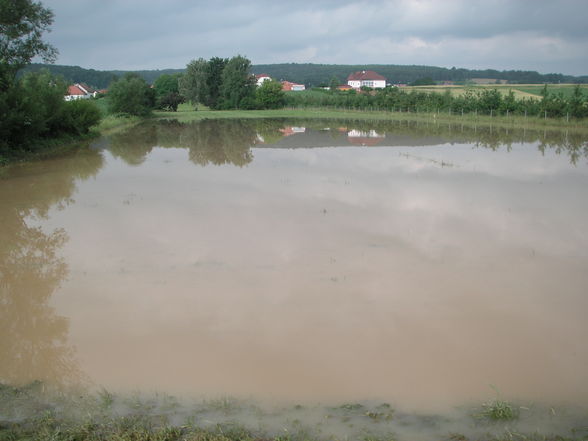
[{"xmin": 405, "ymin": 83, "xmax": 588, "ymax": 99}]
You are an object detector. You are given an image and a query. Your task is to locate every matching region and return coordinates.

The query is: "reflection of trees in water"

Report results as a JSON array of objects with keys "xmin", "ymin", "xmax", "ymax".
[
  {"xmin": 108, "ymin": 124, "xmax": 157, "ymax": 166},
  {"xmin": 108, "ymin": 119, "xmax": 259, "ymax": 167},
  {"xmin": 182, "ymin": 120, "xmax": 256, "ymax": 167},
  {"xmin": 295, "ymin": 118, "xmax": 588, "ymax": 165},
  {"xmin": 108, "ymin": 118, "xmax": 588, "ymax": 166},
  {"xmin": 0, "ymin": 149, "xmax": 103, "ymax": 389}
]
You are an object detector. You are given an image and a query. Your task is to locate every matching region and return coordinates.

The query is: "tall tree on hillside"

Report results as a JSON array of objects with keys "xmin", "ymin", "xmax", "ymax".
[
  {"xmin": 219, "ymin": 55, "xmax": 255, "ymax": 109},
  {"xmin": 0, "ymin": 0, "xmax": 57, "ymax": 90},
  {"xmin": 179, "ymin": 58, "xmax": 207, "ymax": 108}
]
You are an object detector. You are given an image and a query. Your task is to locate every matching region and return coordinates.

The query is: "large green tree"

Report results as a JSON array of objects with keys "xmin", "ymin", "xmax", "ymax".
[
  {"xmin": 0, "ymin": 0, "xmax": 57, "ymax": 90},
  {"xmin": 108, "ymin": 72, "xmax": 155, "ymax": 116},
  {"xmin": 154, "ymin": 73, "xmax": 184, "ymax": 111},
  {"xmin": 179, "ymin": 57, "xmax": 228, "ymax": 110},
  {"xmin": 1, "ymin": 1, "xmax": 101, "ymax": 160},
  {"xmin": 203, "ymin": 56, "xmax": 227, "ymax": 109},
  {"xmin": 179, "ymin": 57, "xmax": 207, "ymax": 108},
  {"xmin": 219, "ymin": 55, "xmax": 255, "ymax": 109}
]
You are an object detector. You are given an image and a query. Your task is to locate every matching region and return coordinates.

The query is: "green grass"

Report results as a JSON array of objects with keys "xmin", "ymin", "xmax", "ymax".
[
  {"xmin": 406, "ymin": 83, "xmax": 588, "ymax": 99},
  {"xmin": 0, "ymin": 384, "xmax": 585, "ymax": 441},
  {"xmin": 151, "ymin": 103, "xmax": 588, "ymax": 134},
  {"xmin": 478, "ymin": 399, "xmax": 519, "ymax": 421},
  {"xmin": 511, "ymin": 84, "xmax": 588, "ymax": 98}
]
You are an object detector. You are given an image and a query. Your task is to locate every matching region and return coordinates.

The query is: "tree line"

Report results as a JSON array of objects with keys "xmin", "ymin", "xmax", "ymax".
[
  {"xmin": 20, "ymin": 62, "xmax": 588, "ymax": 91},
  {"xmin": 284, "ymin": 86, "xmax": 588, "ymax": 119},
  {"xmin": 108, "ymin": 55, "xmax": 286, "ymax": 115},
  {"xmin": 250, "ymin": 64, "xmax": 588, "ymax": 87}
]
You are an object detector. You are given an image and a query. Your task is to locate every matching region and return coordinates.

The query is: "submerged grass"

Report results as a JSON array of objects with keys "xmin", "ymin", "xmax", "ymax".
[{"xmin": 1, "ymin": 383, "xmax": 587, "ymax": 441}]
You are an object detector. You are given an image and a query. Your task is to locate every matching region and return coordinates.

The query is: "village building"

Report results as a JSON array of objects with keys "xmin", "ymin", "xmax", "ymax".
[
  {"xmin": 255, "ymin": 74, "xmax": 272, "ymax": 86},
  {"xmin": 65, "ymin": 83, "xmax": 97, "ymax": 101},
  {"xmin": 347, "ymin": 70, "xmax": 386, "ymax": 89},
  {"xmin": 281, "ymin": 80, "xmax": 305, "ymax": 91}
]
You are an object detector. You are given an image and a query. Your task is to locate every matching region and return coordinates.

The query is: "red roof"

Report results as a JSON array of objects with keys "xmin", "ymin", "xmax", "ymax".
[
  {"xmin": 347, "ymin": 70, "xmax": 386, "ymax": 81},
  {"xmin": 256, "ymin": 74, "xmax": 271, "ymax": 79},
  {"xmin": 281, "ymin": 80, "xmax": 304, "ymax": 91},
  {"xmin": 67, "ymin": 85, "xmax": 86, "ymax": 96}
]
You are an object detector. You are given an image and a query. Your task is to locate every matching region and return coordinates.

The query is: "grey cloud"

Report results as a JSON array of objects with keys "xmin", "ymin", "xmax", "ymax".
[{"xmin": 41, "ymin": 0, "xmax": 588, "ymax": 75}]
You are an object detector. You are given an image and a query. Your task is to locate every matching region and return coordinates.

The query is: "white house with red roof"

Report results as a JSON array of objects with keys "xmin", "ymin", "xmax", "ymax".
[
  {"xmin": 347, "ymin": 70, "xmax": 386, "ymax": 89},
  {"xmin": 65, "ymin": 83, "xmax": 97, "ymax": 101},
  {"xmin": 255, "ymin": 74, "xmax": 272, "ymax": 86}
]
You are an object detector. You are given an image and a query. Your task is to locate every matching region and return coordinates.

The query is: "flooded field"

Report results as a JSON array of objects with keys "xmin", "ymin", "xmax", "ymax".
[{"xmin": 1, "ymin": 118, "xmax": 587, "ymax": 438}]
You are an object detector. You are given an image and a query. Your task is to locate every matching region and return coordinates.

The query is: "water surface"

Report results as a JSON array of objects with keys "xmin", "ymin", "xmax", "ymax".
[{"xmin": 1, "ymin": 118, "xmax": 587, "ymax": 415}]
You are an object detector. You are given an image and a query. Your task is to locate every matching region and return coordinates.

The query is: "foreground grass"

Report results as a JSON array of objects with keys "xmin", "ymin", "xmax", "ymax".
[{"xmin": 1, "ymin": 384, "xmax": 587, "ymax": 441}]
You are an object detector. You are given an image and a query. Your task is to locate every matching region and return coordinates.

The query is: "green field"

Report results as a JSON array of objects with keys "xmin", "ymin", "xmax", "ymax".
[{"xmin": 406, "ymin": 83, "xmax": 588, "ymax": 99}]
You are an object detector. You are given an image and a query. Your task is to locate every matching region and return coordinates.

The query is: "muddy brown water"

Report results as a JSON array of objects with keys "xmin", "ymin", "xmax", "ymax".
[{"xmin": 1, "ymin": 119, "xmax": 587, "ymax": 416}]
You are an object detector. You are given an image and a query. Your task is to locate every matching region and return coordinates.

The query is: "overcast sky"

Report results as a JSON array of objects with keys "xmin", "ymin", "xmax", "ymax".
[{"xmin": 40, "ymin": 0, "xmax": 588, "ymax": 75}]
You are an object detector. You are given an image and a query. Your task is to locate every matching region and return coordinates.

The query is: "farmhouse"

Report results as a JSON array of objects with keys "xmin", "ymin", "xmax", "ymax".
[
  {"xmin": 281, "ymin": 81, "xmax": 305, "ymax": 91},
  {"xmin": 347, "ymin": 70, "xmax": 386, "ymax": 89},
  {"xmin": 255, "ymin": 74, "xmax": 272, "ymax": 86},
  {"xmin": 65, "ymin": 83, "xmax": 97, "ymax": 101}
]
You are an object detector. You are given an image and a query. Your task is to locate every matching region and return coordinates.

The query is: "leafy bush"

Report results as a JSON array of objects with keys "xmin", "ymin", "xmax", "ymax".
[
  {"xmin": 58, "ymin": 99, "xmax": 102, "ymax": 134},
  {"xmin": 255, "ymin": 80, "xmax": 285, "ymax": 109},
  {"xmin": 108, "ymin": 73, "xmax": 155, "ymax": 116}
]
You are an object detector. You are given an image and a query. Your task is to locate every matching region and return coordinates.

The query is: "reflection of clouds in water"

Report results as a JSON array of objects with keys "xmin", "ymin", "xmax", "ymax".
[
  {"xmin": 259, "ymin": 143, "xmax": 584, "ymax": 179},
  {"xmin": 248, "ymin": 146, "xmax": 587, "ymax": 259}
]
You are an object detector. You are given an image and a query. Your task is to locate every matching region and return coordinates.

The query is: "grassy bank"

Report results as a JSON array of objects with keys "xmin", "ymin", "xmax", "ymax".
[
  {"xmin": 1, "ymin": 383, "xmax": 587, "ymax": 441},
  {"xmin": 152, "ymin": 104, "xmax": 588, "ymax": 134}
]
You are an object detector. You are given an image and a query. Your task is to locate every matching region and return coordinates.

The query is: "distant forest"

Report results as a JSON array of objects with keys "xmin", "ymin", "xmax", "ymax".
[{"xmin": 20, "ymin": 63, "xmax": 588, "ymax": 90}]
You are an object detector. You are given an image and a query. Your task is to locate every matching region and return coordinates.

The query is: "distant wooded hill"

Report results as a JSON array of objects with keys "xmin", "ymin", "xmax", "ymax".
[
  {"xmin": 252, "ymin": 64, "xmax": 588, "ymax": 86},
  {"xmin": 20, "ymin": 63, "xmax": 588, "ymax": 90}
]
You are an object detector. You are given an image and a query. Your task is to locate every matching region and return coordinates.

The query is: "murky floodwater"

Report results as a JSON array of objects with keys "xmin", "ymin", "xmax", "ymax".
[{"xmin": 1, "ymin": 119, "xmax": 587, "ymax": 420}]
